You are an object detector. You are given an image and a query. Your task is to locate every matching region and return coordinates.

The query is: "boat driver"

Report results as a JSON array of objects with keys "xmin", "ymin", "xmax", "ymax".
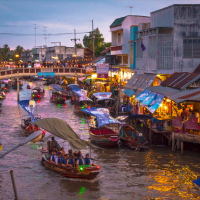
[
  {"xmin": 76, "ymin": 155, "xmax": 84, "ymax": 167},
  {"xmin": 51, "ymin": 137, "xmax": 61, "ymax": 151}
]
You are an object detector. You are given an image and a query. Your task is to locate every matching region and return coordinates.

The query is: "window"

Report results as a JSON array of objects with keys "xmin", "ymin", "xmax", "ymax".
[
  {"xmin": 67, "ymin": 54, "xmax": 72, "ymax": 58},
  {"xmin": 58, "ymin": 54, "xmax": 63, "ymax": 60},
  {"xmin": 183, "ymin": 39, "xmax": 200, "ymax": 58},
  {"xmin": 117, "ymin": 56, "xmax": 122, "ymax": 64},
  {"xmin": 123, "ymin": 55, "xmax": 128, "ymax": 65},
  {"xmin": 117, "ymin": 32, "xmax": 121, "ymax": 44}
]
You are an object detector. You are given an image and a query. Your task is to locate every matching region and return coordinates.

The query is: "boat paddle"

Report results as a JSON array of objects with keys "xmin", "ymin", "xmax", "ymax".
[{"xmin": 0, "ymin": 131, "xmax": 42, "ymax": 158}]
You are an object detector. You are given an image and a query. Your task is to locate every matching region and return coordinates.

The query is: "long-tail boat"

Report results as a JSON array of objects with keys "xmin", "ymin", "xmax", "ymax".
[
  {"xmin": 82, "ymin": 107, "xmax": 123, "ymax": 148},
  {"xmin": 31, "ymin": 87, "xmax": 45, "ymax": 99},
  {"xmin": 49, "ymin": 84, "xmax": 66, "ymax": 104},
  {"xmin": 34, "ymin": 118, "xmax": 101, "ymax": 179},
  {"xmin": 18, "ymin": 100, "xmax": 45, "ymax": 142}
]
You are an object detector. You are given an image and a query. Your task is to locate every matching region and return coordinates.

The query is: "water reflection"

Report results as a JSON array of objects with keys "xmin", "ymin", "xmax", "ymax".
[{"xmin": 0, "ymin": 81, "xmax": 200, "ymax": 199}]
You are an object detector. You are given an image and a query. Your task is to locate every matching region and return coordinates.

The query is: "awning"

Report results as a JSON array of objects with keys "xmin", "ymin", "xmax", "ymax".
[
  {"xmin": 34, "ymin": 118, "xmax": 92, "ymax": 151},
  {"xmin": 136, "ymin": 89, "xmax": 151, "ymax": 102},
  {"xmin": 124, "ymin": 73, "xmax": 156, "ymax": 96},
  {"xmin": 123, "ymin": 89, "xmax": 135, "ymax": 97},
  {"xmin": 148, "ymin": 93, "xmax": 164, "ymax": 113},
  {"xmin": 78, "ymin": 77, "xmax": 86, "ymax": 81}
]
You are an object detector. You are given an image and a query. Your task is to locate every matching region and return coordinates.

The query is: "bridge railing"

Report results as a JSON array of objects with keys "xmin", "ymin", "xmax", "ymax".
[{"xmin": 0, "ymin": 67, "xmax": 87, "ymax": 77}]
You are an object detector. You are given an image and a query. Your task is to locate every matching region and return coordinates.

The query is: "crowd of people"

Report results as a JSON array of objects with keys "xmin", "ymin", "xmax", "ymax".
[{"xmin": 48, "ymin": 137, "xmax": 93, "ymax": 167}]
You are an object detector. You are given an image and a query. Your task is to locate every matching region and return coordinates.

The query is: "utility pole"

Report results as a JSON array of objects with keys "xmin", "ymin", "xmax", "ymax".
[
  {"xmin": 44, "ymin": 27, "xmax": 47, "ymax": 46},
  {"xmin": 92, "ymin": 20, "xmax": 95, "ymax": 59},
  {"xmin": 34, "ymin": 24, "xmax": 37, "ymax": 46},
  {"xmin": 71, "ymin": 29, "xmax": 80, "ymax": 56}
]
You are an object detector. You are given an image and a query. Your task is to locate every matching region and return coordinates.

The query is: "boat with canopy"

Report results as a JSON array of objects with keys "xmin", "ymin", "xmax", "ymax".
[
  {"xmin": 81, "ymin": 107, "xmax": 123, "ymax": 147},
  {"xmin": 49, "ymin": 84, "xmax": 66, "ymax": 104},
  {"xmin": 34, "ymin": 118, "xmax": 101, "ymax": 179},
  {"xmin": 92, "ymin": 92, "xmax": 115, "ymax": 109},
  {"xmin": 31, "ymin": 87, "xmax": 45, "ymax": 99},
  {"xmin": 18, "ymin": 100, "xmax": 45, "ymax": 142},
  {"xmin": 72, "ymin": 89, "xmax": 94, "ymax": 114},
  {"xmin": 12, "ymin": 80, "xmax": 23, "ymax": 89},
  {"xmin": 117, "ymin": 114, "xmax": 153, "ymax": 151}
]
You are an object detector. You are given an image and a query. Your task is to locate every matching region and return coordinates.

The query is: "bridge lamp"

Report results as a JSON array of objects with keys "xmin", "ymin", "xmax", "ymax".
[{"xmin": 15, "ymin": 54, "xmax": 19, "ymax": 58}]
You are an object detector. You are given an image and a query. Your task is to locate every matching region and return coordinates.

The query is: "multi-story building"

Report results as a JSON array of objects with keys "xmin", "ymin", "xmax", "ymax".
[
  {"xmin": 110, "ymin": 15, "xmax": 150, "ymax": 68},
  {"xmin": 21, "ymin": 50, "xmax": 33, "ymax": 63},
  {"xmin": 32, "ymin": 48, "xmax": 46, "ymax": 62},
  {"xmin": 136, "ymin": 4, "xmax": 200, "ymax": 74},
  {"xmin": 45, "ymin": 46, "xmax": 84, "ymax": 62}
]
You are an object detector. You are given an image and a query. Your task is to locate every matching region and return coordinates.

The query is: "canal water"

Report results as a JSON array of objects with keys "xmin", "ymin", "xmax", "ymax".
[{"xmin": 1, "ymin": 81, "xmax": 200, "ymax": 200}]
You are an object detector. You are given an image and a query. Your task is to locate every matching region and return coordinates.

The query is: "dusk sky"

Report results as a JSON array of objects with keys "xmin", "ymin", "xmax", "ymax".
[{"xmin": 0, "ymin": 0, "xmax": 200, "ymax": 50}]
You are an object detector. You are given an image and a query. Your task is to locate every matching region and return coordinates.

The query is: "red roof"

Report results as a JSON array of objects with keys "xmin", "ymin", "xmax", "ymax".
[
  {"xmin": 161, "ymin": 72, "xmax": 200, "ymax": 90},
  {"xmin": 193, "ymin": 64, "xmax": 200, "ymax": 73}
]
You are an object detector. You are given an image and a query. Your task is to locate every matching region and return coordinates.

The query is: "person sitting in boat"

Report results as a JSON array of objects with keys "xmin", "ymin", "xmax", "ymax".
[
  {"xmin": 26, "ymin": 123, "xmax": 33, "ymax": 131},
  {"xmin": 60, "ymin": 147, "xmax": 64, "ymax": 154},
  {"xmin": 76, "ymin": 155, "xmax": 84, "ymax": 167},
  {"xmin": 51, "ymin": 137, "xmax": 61, "ymax": 151},
  {"xmin": 50, "ymin": 150, "xmax": 57, "ymax": 164},
  {"xmin": 67, "ymin": 154, "xmax": 74, "ymax": 167},
  {"xmin": 34, "ymin": 125, "xmax": 39, "ymax": 131},
  {"xmin": 62, "ymin": 154, "xmax": 72, "ymax": 167},
  {"xmin": 73, "ymin": 153, "xmax": 78, "ymax": 167},
  {"xmin": 57, "ymin": 152, "xmax": 62, "ymax": 165},
  {"xmin": 85, "ymin": 153, "xmax": 91, "ymax": 165}
]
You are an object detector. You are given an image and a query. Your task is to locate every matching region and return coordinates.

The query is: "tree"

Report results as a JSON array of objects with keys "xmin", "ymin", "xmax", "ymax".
[
  {"xmin": 15, "ymin": 45, "xmax": 24, "ymax": 56},
  {"xmin": 2, "ymin": 44, "xmax": 10, "ymax": 61},
  {"xmin": 83, "ymin": 28, "xmax": 107, "ymax": 57},
  {"xmin": 75, "ymin": 43, "xmax": 83, "ymax": 48}
]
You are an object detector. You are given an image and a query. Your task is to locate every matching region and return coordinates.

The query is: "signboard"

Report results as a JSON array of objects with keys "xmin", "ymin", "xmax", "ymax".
[
  {"xmin": 41, "ymin": 68, "xmax": 53, "ymax": 72},
  {"xmin": 37, "ymin": 72, "xmax": 55, "ymax": 78},
  {"xmin": 86, "ymin": 68, "xmax": 93, "ymax": 74},
  {"xmin": 97, "ymin": 63, "xmax": 109, "ymax": 78},
  {"xmin": 34, "ymin": 63, "xmax": 41, "ymax": 68}
]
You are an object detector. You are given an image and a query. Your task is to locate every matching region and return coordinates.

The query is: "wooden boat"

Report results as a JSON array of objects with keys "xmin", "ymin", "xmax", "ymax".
[
  {"xmin": 50, "ymin": 92, "xmax": 66, "ymax": 104},
  {"xmin": 31, "ymin": 87, "xmax": 45, "ymax": 99},
  {"xmin": 82, "ymin": 107, "xmax": 123, "ymax": 148},
  {"xmin": 34, "ymin": 118, "xmax": 101, "ymax": 179},
  {"xmin": 41, "ymin": 153, "xmax": 100, "ymax": 180},
  {"xmin": 120, "ymin": 125, "xmax": 149, "ymax": 151},
  {"xmin": 89, "ymin": 127, "xmax": 119, "ymax": 148}
]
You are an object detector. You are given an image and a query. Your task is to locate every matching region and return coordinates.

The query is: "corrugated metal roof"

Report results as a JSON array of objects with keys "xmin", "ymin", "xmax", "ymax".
[
  {"xmin": 161, "ymin": 72, "xmax": 200, "ymax": 90},
  {"xmin": 124, "ymin": 73, "xmax": 156, "ymax": 96},
  {"xmin": 147, "ymin": 86, "xmax": 179, "ymax": 97},
  {"xmin": 148, "ymin": 86, "xmax": 200, "ymax": 103},
  {"xmin": 110, "ymin": 17, "xmax": 126, "ymax": 28}
]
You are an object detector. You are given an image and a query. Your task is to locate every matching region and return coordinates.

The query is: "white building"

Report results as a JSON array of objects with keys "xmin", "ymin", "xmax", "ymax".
[
  {"xmin": 136, "ymin": 4, "xmax": 200, "ymax": 74},
  {"xmin": 45, "ymin": 46, "xmax": 84, "ymax": 62},
  {"xmin": 32, "ymin": 48, "xmax": 46, "ymax": 62},
  {"xmin": 110, "ymin": 15, "xmax": 150, "ymax": 66},
  {"xmin": 21, "ymin": 50, "xmax": 33, "ymax": 63}
]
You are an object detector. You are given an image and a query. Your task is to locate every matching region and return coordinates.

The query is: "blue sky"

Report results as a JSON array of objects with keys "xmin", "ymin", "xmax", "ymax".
[{"xmin": 0, "ymin": 0, "xmax": 199, "ymax": 50}]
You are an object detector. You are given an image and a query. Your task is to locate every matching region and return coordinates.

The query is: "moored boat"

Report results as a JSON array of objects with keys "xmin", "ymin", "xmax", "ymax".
[
  {"xmin": 82, "ymin": 107, "xmax": 123, "ymax": 148},
  {"xmin": 31, "ymin": 87, "xmax": 45, "ymax": 99},
  {"xmin": 49, "ymin": 84, "xmax": 66, "ymax": 104}
]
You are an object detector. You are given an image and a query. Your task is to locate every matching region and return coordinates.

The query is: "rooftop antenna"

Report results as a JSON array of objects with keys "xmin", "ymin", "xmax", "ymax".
[{"xmin": 127, "ymin": 6, "xmax": 133, "ymax": 15}]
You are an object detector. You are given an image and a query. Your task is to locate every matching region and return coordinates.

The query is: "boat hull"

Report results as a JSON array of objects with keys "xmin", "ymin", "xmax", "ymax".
[
  {"xmin": 12, "ymin": 85, "xmax": 23, "ymax": 89},
  {"xmin": 31, "ymin": 93, "xmax": 45, "ymax": 99},
  {"xmin": 50, "ymin": 98, "xmax": 66, "ymax": 104},
  {"xmin": 120, "ymin": 138, "xmax": 149, "ymax": 151},
  {"xmin": 42, "ymin": 159, "xmax": 100, "ymax": 180},
  {"xmin": 21, "ymin": 126, "xmax": 43, "ymax": 142},
  {"xmin": 89, "ymin": 132, "xmax": 118, "ymax": 148}
]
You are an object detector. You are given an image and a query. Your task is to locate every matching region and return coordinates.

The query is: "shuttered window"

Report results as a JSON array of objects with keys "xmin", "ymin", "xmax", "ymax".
[{"xmin": 183, "ymin": 39, "xmax": 200, "ymax": 58}]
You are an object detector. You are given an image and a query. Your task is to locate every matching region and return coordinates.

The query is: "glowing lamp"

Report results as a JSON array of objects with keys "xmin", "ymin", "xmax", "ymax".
[
  {"xmin": 81, "ymin": 106, "xmax": 84, "ymax": 109},
  {"xmin": 79, "ymin": 167, "xmax": 83, "ymax": 171}
]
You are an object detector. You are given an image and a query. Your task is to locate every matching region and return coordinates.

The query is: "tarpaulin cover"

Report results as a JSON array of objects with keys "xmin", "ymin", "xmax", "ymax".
[
  {"xmin": 18, "ymin": 100, "xmax": 35, "ymax": 118},
  {"xmin": 136, "ymin": 89, "xmax": 151, "ymax": 102},
  {"xmin": 72, "ymin": 89, "xmax": 87, "ymax": 97},
  {"xmin": 81, "ymin": 108, "xmax": 123, "ymax": 127},
  {"xmin": 79, "ymin": 96, "xmax": 93, "ymax": 102},
  {"xmin": 68, "ymin": 84, "xmax": 80, "ymax": 90},
  {"xmin": 34, "ymin": 118, "xmax": 93, "ymax": 151},
  {"xmin": 116, "ymin": 116, "xmax": 129, "ymax": 121},
  {"xmin": 148, "ymin": 94, "xmax": 164, "ymax": 113},
  {"xmin": 49, "ymin": 84, "xmax": 63, "ymax": 91},
  {"xmin": 123, "ymin": 89, "xmax": 135, "ymax": 97},
  {"xmin": 141, "ymin": 92, "xmax": 157, "ymax": 106},
  {"xmin": 93, "ymin": 92, "xmax": 112, "ymax": 100}
]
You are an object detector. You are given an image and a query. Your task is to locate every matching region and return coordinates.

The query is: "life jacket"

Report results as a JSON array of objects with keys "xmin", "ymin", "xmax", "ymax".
[
  {"xmin": 57, "ymin": 157, "xmax": 62, "ymax": 164},
  {"xmin": 51, "ymin": 155, "xmax": 56, "ymax": 162},
  {"xmin": 85, "ymin": 158, "xmax": 90, "ymax": 165},
  {"xmin": 26, "ymin": 126, "xmax": 32, "ymax": 131},
  {"xmin": 78, "ymin": 158, "xmax": 84, "ymax": 165},
  {"xmin": 68, "ymin": 158, "xmax": 74, "ymax": 165}
]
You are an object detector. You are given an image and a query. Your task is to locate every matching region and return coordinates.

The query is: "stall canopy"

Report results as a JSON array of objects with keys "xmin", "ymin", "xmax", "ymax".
[
  {"xmin": 136, "ymin": 89, "xmax": 164, "ymax": 113},
  {"xmin": 93, "ymin": 92, "xmax": 112, "ymax": 100},
  {"xmin": 68, "ymin": 84, "xmax": 80, "ymax": 90},
  {"xmin": 123, "ymin": 89, "xmax": 135, "ymax": 97},
  {"xmin": 81, "ymin": 108, "xmax": 122, "ymax": 127},
  {"xmin": 49, "ymin": 84, "xmax": 63, "ymax": 91},
  {"xmin": 72, "ymin": 89, "xmax": 87, "ymax": 97},
  {"xmin": 124, "ymin": 73, "xmax": 156, "ymax": 96},
  {"xmin": 18, "ymin": 100, "xmax": 36, "ymax": 119}
]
